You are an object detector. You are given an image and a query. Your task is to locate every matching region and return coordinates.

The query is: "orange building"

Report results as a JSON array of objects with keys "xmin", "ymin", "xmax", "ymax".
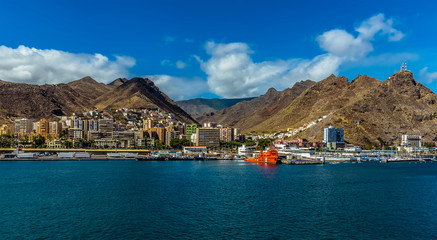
[{"xmin": 38, "ymin": 119, "xmax": 49, "ymax": 139}]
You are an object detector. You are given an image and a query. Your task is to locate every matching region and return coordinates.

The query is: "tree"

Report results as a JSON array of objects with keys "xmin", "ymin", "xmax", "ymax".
[
  {"xmin": 62, "ymin": 141, "xmax": 73, "ymax": 149},
  {"xmin": 154, "ymin": 139, "xmax": 166, "ymax": 149},
  {"xmin": 170, "ymin": 138, "xmax": 181, "ymax": 149},
  {"xmin": 245, "ymin": 140, "xmax": 256, "ymax": 146},
  {"xmin": 257, "ymin": 138, "xmax": 273, "ymax": 150},
  {"xmin": 170, "ymin": 138, "xmax": 191, "ymax": 149},
  {"xmin": 33, "ymin": 136, "xmax": 46, "ymax": 148},
  {"xmin": 0, "ymin": 134, "xmax": 13, "ymax": 147}
]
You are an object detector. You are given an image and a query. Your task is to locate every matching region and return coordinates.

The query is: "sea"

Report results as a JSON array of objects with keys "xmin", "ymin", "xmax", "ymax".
[{"xmin": 1, "ymin": 160, "xmax": 436, "ymax": 239}]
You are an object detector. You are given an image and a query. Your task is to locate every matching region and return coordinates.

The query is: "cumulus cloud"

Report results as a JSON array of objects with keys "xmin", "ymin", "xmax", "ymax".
[
  {"xmin": 0, "ymin": 45, "xmax": 135, "ymax": 84},
  {"xmin": 146, "ymin": 75, "xmax": 209, "ymax": 100},
  {"xmin": 355, "ymin": 13, "xmax": 404, "ymax": 41},
  {"xmin": 317, "ymin": 29, "xmax": 372, "ymax": 60},
  {"xmin": 419, "ymin": 67, "xmax": 437, "ymax": 84},
  {"xmin": 317, "ymin": 13, "xmax": 404, "ymax": 61},
  {"xmin": 201, "ymin": 13, "xmax": 405, "ymax": 98}
]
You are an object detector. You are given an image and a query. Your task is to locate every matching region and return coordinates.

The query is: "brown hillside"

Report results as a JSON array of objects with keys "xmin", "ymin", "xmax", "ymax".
[
  {"xmin": 108, "ymin": 78, "xmax": 128, "ymax": 87},
  {"xmin": 197, "ymin": 80, "xmax": 315, "ymax": 130},
  {"xmin": 94, "ymin": 77, "xmax": 197, "ymax": 123},
  {"xmin": 67, "ymin": 76, "xmax": 114, "ymax": 101},
  {"xmin": 0, "ymin": 81, "xmax": 92, "ymax": 121},
  {"xmin": 250, "ymin": 74, "xmax": 381, "ymax": 133},
  {"xmin": 0, "ymin": 76, "xmax": 197, "ymax": 124},
  {"xmin": 324, "ymin": 71, "xmax": 437, "ymax": 146}
]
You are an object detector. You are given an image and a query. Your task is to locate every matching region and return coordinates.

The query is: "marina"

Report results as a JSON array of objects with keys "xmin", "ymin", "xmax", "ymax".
[{"xmin": 1, "ymin": 148, "xmax": 435, "ymax": 164}]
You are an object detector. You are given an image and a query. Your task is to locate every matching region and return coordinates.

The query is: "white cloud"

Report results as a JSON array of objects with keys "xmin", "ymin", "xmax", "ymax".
[
  {"xmin": 317, "ymin": 29, "xmax": 372, "ymax": 60},
  {"xmin": 419, "ymin": 67, "xmax": 437, "ymax": 84},
  {"xmin": 0, "ymin": 45, "xmax": 135, "ymax": 84},
  {"xmin": 317, "ymin": 13, "xmax": 404, "ymax": 61},
  {"xmin": 146, "ymin": 75, "xmax": 209, "ymax": 100},
  {"xmin": 355, "ymin": 13, "xmax": 404, "ymax": 41},
  {"xmin": 175, "ymin": 61, "xmax": 187, "ymax": 69},
  {"xmin": 201, "ymin": 13, "xmax": 405, "ymax": 98},
  {"xmin": 200, "ymin": 42, "xmax": 292, "ymax": 98}
]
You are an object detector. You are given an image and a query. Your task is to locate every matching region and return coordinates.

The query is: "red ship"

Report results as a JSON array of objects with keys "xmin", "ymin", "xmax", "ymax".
[{"xmin": 245, "ymin": 147, "xmax": 279, "ymax": 164}]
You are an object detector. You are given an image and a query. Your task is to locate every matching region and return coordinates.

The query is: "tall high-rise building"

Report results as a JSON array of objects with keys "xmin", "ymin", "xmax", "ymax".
[
  {"xmin": 38, "ymin": 119, "xmax": 49, "ymax": 139},
  {"xmin": 219, "ymin": 127, "xmax": 234, "ymax": 142},
  {"xmin": 196, "ymin": 127, "xmax": 220, "ymax": 148},
  {"xmin": 186, "ymin": 124, "xmax": 200, "ymax": 142},
  {"xmin": 233, "ymin": 128, "xmax": 241, "ymax": 137},
  {"xmin": 99, "ymin": 119, "xmax": 114, "ymax": 139},
  {"xmin": 14, "ymin": 118, "xmax": 33, "ymax": 135},
  {"xmin": 323, "ymin": 126, "xmax": 344, "ymax": 143},
  {"xmin": 323, "ymin": 126, "xmax": 345, "ymax": 150},
  {"xmin": 49, "ymin": 121, "xmax": 62, "ymax": 139}
]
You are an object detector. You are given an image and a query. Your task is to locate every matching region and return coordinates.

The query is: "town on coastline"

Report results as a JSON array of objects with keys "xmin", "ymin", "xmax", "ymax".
[{"xmin": 0, "ymin": 107, "xmax": 435, "ymax": 162}]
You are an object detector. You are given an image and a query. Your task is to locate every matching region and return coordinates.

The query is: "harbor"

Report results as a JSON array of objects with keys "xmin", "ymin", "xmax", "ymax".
[{"xmin": 1, "ymin": 147, "xmax": 436, "ymax": 163}]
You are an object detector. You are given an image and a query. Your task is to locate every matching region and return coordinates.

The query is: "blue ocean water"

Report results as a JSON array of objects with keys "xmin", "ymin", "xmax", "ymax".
[{"xmin": 1, "ymin": 160, "xmax": 437, "ymax": 239}]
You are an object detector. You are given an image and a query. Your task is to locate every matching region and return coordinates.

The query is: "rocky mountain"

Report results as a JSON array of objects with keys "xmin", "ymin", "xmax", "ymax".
[
  {"xmin": 67, "ymin": 76, "xmax": 114, "ymax": 102},
  {"xmin": 0, "ymin": 81, "xmax": 92, "ymax": 120},
  {"xmin": 197, "ymin": 80, "xmax": 316, "ymax": 129},
  {"xmin": 251, "ymin": 71, "xmax": 437, "ymax": 146},
  {"xmin": 252, "ymin": 75, "xmax": 380, "ymax": 131},
  {"xmin": 108, "ymin": 78, "xmax": 128, "ymax": 87},
  {"xmin": 177, "ymin": 97, "xmax": 255, "ymax": 117},
  {"xmin": 94, "ymin": 77, "xmax": 196, "ymax": 123},
  {"xmin": 0, "ymin": 76, "xmax": 197, "ymax": 124},
  {"xmin": 332, "ymin": 71, "xmax": 437, "ymax": 146}
]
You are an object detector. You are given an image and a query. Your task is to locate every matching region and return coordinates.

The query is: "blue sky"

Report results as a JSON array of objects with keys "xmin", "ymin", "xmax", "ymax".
[{"xmin": 0, "ymin": 0, "xmax": 436, "ymax": 99}]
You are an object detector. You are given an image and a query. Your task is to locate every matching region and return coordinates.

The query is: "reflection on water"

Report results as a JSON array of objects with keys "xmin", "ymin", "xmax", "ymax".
[{"xmin": 257, "ymin": 163, "xmax": 278, "ymax": 178}]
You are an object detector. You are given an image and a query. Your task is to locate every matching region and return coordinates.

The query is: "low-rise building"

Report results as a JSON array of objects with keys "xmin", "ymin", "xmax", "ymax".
[{"xmin": 183, "ymin": 146, "xmax": 207, "ymax": 154}]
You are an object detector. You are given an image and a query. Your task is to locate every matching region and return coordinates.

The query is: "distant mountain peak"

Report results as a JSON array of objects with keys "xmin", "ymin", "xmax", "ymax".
[
  {"xmin": 70, "ymin": 76, "xmax": 98, "ymax": 85},
  {"xmin": 386, "ymin": 70, "xmax": 417, "ymax": 87},
  {"xmin": 108, "ymin": 78, "xmax": 128, "ymax": 87},
  {"xmin": 266, "ymin": 87, "xmax": 278, "ymax": 94}
]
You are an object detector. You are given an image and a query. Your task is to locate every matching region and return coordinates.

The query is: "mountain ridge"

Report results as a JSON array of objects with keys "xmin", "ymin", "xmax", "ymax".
[
  {"xmin": 197, "ymin": 80, "xmax": 316, "ymax": 129},
  {"xmin": 251, "ymin": 71, "xmax": 436, "ymax": 146},
  {"xmin": 0, "ymin": 76, "xmax": 197, "ymax": 124}
]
